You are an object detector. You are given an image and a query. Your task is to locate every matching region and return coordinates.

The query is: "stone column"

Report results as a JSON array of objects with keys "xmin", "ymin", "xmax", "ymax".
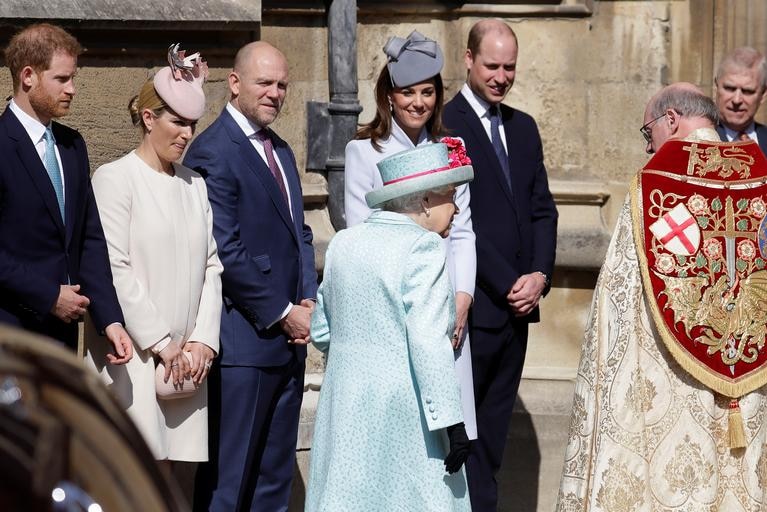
[{"xmin": 326, "ymin": 0, "xmax": 362, "ymax": 230}]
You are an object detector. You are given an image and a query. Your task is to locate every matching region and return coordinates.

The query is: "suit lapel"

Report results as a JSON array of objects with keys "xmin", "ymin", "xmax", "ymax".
[
  {"xmin": 53, "ymin": 123, "xmax": 80, "ymax": 246},
  {"xmin": 716, "ymin": 123, "xmax": 727, "ymax": 142},
  {"xmin": 274, "ymin": 141, "xmax": 303, "ymax": 234},
  {"xmin": 453, "ymin": 94, "xmax": 515, "ymax": 206},
  {"xmin": 2, "ymin": 110, "xmax": 65, "ymax": 239},
  {"xmin": 500, "ymin": 105, "xmax": 520, "ymax": 210},
  {"xmin": 755, "ymin": 123, "xmax": 767, "ymax": 156},
  {"xmin": 221, "ymin": 111, "xmax": 298, "ymax": 243}
]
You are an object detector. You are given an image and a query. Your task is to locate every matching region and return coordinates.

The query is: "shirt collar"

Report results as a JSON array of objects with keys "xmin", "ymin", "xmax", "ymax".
[
  {"xmin": 722, "ymin": 122, "xmax": 755, "ymax": 142},
  {"xmin": 226, "ymin": 102, "xmax": 267, "ymax": 139},
  {"xmin": 460, "ymin": 82, "xmax": 494, "ymax": 120},
  {"xmin": 9, "ymin": 99, "xmax": 50, "ymax": 144},
  {"xmin": 683, "ymin": 127, "xmax": 722, "ymax": 143},
  {"xmin": 389, "ymin": 117, "xmax": 430, "ymax": 148}
]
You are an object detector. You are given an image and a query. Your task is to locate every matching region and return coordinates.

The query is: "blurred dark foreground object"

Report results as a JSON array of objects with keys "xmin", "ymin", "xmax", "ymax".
[{"xmin": 0, "ymin": 324, "xmax": 188, "ymax": 511}]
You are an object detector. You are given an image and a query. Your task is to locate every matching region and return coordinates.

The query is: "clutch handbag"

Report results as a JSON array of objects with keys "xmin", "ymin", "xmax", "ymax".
[{"xmin": 155, "ymin": 351, "xmax": 197, "ymax": 400}]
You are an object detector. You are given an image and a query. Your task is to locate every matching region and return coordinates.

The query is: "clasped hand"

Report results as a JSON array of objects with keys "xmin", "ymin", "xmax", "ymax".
[
  {"xmin": 158, "ymin": 341, "xmax": 190, "ymax": 386},
  {"xmin": 280, "ymin": 299, "xmax": 315, "ymax": 345},
  {"xmin": 506, "ymin": 272, "xmax": 547, "ymax": 317},
  {"xmin": 51, "ymin": 284, "xmax": 89, "ymax": 323}
]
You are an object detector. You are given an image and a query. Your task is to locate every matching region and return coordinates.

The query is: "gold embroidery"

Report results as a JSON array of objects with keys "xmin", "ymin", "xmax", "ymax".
[
  {"xmin": 567, "ymin": 392, "xmax": 586, "ymax": 443},
  {"xmin": 663, "ymin": 434, "xmax": 715, "ymax": 494},
  {"xmin": 625, "ymin": 369, "xmax": 657, "ymax": 415},
  {"xmin": 556, "ymin": 490, "xmax": 583, "ymax": 512},
  {"xmin": 683, "ymin": 143, "xmax": 754, "ymax": 179},
  {"xmin": 655, "ymin": 270, "xmax": 767, "ymax": 366},
  {"xmin": 757, "ymin": 448, "xmax": 767, "ymax": 490},
  {"xmin": 645, "ymin": 190, "xmax": 767, "ymax": 371},
  {"xmin": 596, "ymin": 459, "xmax": 644, "ymax": 512}
]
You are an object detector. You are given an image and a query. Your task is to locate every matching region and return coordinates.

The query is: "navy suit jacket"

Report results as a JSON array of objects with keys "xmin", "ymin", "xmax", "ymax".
[
  {"xmin": 184, "ymin": 108, "xmax": 317, "ymax": 367},
  {"xmin": 716, "ymin": 121, "xmax": 767, "ymax": 156},
  {"xmin": 0, "ymin": 106, "xmax": 123, "ymax": 347},
  {"xmin": 443, "ymin": 93, "xmax": 558, "ymax": 329}
]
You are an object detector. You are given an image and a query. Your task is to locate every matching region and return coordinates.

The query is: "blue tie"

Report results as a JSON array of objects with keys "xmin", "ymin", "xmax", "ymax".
[
  {"xmin": 43, "ymin": 126, "xmax": 65, "ymax": 223},
  {"xmin": 489, "ymin": 105, "xmax": 511, "ymax": 190}
]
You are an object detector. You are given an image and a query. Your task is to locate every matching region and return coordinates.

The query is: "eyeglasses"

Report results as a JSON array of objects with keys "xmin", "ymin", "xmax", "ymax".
[{"xmin": 640, "ymin": 113, "xmax": 666, "ymax": 143}]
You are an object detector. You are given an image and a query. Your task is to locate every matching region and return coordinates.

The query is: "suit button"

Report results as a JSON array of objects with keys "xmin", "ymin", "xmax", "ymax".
[
  {"xmin": 516, "ymin": 251, "xmax": 521, "ymax": 258},
  {"xmin": 432, "ymin": 414, "xmax": 438, "ymax": 420},
  {"xmin": 429, "ymin": 405, "xmax": 436, "ymax": 413},
  {"xmin": 425, "ymin": 397, "xmax": 433, "ymax": 404}
]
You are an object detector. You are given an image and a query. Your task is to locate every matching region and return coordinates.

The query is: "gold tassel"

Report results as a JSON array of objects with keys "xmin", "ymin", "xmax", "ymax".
[{"xmin": 728, "ymin": 399, "xmax": 746, "ymax": 449}]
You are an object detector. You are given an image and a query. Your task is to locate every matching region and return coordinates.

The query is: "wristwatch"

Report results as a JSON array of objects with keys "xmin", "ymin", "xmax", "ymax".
[{"xmin": 535, "ymin": 271, "xmax": 550, "ymax": 287}]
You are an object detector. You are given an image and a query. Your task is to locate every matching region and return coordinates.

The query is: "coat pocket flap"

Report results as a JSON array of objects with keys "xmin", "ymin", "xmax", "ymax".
[{"xmin": 252, "ymin": 254, "xmax": 272, "ymax": 272}]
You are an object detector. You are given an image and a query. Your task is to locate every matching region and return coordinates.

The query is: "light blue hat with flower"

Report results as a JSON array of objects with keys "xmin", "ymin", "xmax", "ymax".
[{"xmin": 365, "ymin": 140, "xmax": 473, "ymax": 208}]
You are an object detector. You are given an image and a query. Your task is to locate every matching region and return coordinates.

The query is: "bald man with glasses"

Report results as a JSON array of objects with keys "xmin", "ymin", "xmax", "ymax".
[
  {"xmin": 558, "ymin": 82, "xmax": 767, "ymax": 509},
  {"xmin": 640, "ymin": 82, "xmax": 720, "ymax": 153}
]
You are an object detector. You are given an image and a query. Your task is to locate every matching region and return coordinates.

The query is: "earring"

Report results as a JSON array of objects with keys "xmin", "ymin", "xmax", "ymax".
[{"xmin": 425, "ymin": 207, "xmax": 431, "ymax": 217}]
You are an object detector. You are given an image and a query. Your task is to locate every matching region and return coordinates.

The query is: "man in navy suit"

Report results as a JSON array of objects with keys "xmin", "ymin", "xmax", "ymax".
[
  {"xmin": 184, "ymin": 41, "xmax": 317, "ymax": 512},
  {"xmin": 714, "ymin": 47, "xmax": 767, "ymax": 154},
  {"xmin": 0, "ymin": 23, "xmax": 132, "ymax": 362},
  {"xmin": 443, "ymin": 19, "xmax": 558, "ymax": 511}
]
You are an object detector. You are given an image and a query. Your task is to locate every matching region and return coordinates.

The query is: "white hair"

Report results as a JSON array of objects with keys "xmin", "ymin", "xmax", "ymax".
[{"xmin": 380, "ymin": 184, "xmax": 454, "ymax": 213}]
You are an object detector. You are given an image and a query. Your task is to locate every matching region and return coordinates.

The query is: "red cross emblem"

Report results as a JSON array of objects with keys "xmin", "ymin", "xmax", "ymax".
[{"xmin": 649, "ymin": 203, "xmax": 700, "ymax": 255}]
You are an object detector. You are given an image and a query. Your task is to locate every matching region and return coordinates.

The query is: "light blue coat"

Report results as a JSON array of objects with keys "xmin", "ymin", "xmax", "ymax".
[
  {"xmin": 306, "ymin": 211, "xmax": 470, "ymax": 512},
  {"xmin": 344, "ymin": 120, "xmax": 477, "ymax": 439}
]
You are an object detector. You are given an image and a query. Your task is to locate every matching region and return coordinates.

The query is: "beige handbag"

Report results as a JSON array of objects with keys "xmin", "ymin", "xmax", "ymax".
[{"xmin": 155, "ymin": 351, "xmax": 197, "ymax": 399}]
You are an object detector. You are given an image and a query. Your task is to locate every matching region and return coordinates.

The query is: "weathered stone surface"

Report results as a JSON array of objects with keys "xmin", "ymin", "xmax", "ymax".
[
  {"xmin": 0, "ymin": 0, "xmax": 261, "ymax": 23},
  {"xmin": 526, "ymin": 271, "xmax": 597, "ymax": 380}
]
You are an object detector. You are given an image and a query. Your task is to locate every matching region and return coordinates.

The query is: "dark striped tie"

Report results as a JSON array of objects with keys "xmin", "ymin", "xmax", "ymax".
[
  {"xmin": 255, "ymin": 129, "xmax": 289, "ymax": 205},
  {"xmin": 489, "ymin": 105, "xmax": 511, "ymax": 190}
]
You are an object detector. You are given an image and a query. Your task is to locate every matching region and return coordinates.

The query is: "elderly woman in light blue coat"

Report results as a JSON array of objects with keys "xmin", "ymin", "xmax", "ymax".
[
  {"xmin": 306, "ymin": 143, "xmax": 474, "ymax": 511},
  {"xmin": 344, "ymin": 30, "xmax": 477, "ymax": 440}
]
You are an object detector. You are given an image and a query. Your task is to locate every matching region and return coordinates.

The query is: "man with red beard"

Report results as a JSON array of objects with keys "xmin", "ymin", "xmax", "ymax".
[
  {"xmin": 0, "ymin": 23, "xmax": 132, "ymax": 364},
  {"xmin": 715, "ymin": 47, "xmax": 767, "ymax": 154}
]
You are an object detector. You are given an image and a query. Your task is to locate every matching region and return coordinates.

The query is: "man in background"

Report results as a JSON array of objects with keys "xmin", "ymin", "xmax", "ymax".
[{"xmin": 715, "ymin": 46, "xmax": 767, "ymax": 153}]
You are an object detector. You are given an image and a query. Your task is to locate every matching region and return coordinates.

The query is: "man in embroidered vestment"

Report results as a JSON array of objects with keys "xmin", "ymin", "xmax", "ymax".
[{"xmin": 557, "ymin": 83, "xmax": 767, "ymax": 511}]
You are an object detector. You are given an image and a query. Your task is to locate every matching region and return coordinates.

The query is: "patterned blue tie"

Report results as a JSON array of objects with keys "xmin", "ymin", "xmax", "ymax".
[
  {"xmin": 43, "ymin": 126, "xmax": 65, "ymax": 223},
  {"xmin": 489, "ymin": 105, "xmax": 512, "ymax": 190}
]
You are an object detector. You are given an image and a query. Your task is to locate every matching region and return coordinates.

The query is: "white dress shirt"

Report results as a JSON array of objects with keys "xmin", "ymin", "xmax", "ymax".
[
  {"xmin": 225, "ymin": 102, "xmax": 293, "ymax": 217},
  {"xmin": 722, "ymin": 122, "xmax": 758, "ymax": 144},
  {"xmin": 460, "ymin": 83, "xmax": 508, "ymax": 153}
]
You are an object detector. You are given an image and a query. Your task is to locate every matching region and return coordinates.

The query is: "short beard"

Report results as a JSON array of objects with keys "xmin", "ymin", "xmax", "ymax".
[
  {"xmin": 241, "ymin": 104, "xmax": 280, "ymax": 128},
  {"xmin": 29, "ymin": 86, "xmax": 69, "ymax": 121}
]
